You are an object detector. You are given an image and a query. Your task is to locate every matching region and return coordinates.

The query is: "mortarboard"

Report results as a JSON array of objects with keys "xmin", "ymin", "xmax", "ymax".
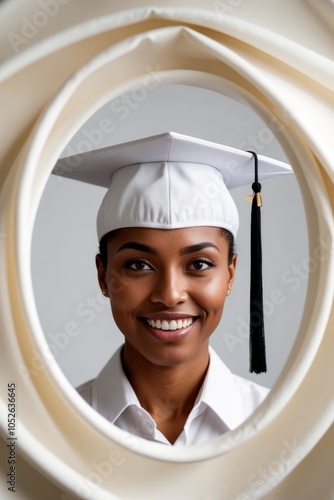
[{"xmin": 53, "ymin": 132, "xmax": 293, "ymax": 373}]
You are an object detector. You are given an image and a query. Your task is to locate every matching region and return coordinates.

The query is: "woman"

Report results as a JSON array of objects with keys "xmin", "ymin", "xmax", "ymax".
[{"xmin": 56, "ymin": 131, "xmax": 290, "ymax": 446}]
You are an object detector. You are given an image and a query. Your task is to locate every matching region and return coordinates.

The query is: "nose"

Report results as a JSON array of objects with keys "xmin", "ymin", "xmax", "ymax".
[{"xmin": 150, "ymin": 267, "xmax": 188, "ymax": 307}]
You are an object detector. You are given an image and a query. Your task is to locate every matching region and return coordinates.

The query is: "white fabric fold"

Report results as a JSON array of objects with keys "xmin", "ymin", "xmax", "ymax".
[{"xmin": 0, "ymin": 2, "xmax": 333, "ymax": 499}]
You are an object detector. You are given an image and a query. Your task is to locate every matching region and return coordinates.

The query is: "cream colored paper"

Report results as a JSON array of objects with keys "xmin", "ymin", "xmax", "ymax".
[{"xmin": 0, "ymin": 1, "xmax": 333, "ymax": 499}]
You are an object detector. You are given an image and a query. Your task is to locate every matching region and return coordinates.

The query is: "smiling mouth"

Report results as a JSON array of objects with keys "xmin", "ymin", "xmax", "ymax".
[{"xmin": 145, "ymin": 318, "xmax": 196, "ymax": 331}]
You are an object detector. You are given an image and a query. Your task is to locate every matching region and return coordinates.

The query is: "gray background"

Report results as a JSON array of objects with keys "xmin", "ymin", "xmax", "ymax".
[{"xmin": 31, "ymin": 84, "xmax": 308, "ymax": 390}]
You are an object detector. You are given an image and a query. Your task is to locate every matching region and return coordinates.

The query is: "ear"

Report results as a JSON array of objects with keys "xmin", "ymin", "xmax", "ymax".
[
  {"xmin": 96, "ymin": 254, "xmax": 108, "ymax": 296},
  {"xmin": 227, "ymin": 253, "xmax": 238, "ymax": 291}
]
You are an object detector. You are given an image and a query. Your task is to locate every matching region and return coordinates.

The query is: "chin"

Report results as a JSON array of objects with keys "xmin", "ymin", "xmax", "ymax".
[{"xmin": 139, "ymin": 342, "xmax": 210, "ymax": 368}]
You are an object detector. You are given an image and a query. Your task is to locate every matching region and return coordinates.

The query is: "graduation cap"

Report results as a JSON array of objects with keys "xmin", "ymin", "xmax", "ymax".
[{"xmin": 53, "ymin": 132, "xmax": 293, "ymax": 373}]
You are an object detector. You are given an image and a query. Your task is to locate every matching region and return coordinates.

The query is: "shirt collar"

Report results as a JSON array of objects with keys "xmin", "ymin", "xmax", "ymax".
[
  {"xmin": 91, "ymin": 345, "xmax": 140, "ymax": 423},
  {"xmin": 197, "ymin": 346, "xmax": 244, "ymax": 430},
  {"xmin": 91, "ymin": 345, "xmax": 243, "ymax": 430}
]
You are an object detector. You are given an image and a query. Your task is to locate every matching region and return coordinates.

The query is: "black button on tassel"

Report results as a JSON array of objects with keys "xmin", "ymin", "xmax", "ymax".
[{"xmin": 248, "ymin": 151, "xmax": 267, "ymax": 374}]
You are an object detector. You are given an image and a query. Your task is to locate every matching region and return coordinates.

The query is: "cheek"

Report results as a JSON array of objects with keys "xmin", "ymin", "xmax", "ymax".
[
  {"xmin": 197, "ymin": 272, "xmax": 229, "ymax": 306},
  {"xmin": 108, "ymin": 276, "xmax": 148, "ymax": 317},
  {"xmin": 109, "ymin": 292, "xmax": 135, "ymax": 336},
  {"xmin": 105, "ymin": 265, "xmax": 138, "ymax": 297}
]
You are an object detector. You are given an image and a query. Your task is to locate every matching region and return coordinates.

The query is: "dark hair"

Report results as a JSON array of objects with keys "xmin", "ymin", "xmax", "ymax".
[
  {"xmin": 99, "ymin": 230, "xmax": 120, "ymax": 267},
  {"xmin": 99, "ymin": 228, "xmax": 235, "ymax": 267},
  {"xmin": 220, "ymin": 228, "xmax": 235, "ymax": 265}
]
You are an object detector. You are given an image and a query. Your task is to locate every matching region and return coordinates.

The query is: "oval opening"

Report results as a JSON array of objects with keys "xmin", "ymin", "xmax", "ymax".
[{"xmin": 31, "ymin": 84, "xmax": 307, "ymax": 453}]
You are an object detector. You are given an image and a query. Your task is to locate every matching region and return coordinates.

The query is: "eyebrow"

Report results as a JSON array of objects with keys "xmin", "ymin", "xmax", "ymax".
[
  {"xmin": 116, "ymin": 241, "xmax": 220, "ymax": 255},
  {"xmin": 116, "ymin": 242, "xmax": 157, "ymax": 254},
  {"xmin": 180, "ymin": 242, "xmax": 220, "ymax": 255}
]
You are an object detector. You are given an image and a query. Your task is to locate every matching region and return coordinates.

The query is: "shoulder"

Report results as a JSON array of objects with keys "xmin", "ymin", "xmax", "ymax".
[
  {"xmin": 209, "ymin": 347, "xmax": 269, "ymax": 399},
  {"xmin": 207, "ymin": 347, "xmax": 270, "ymax": 425},
  {"xmin": 232, "ymin": 373, "xmax": 270, "ymax": 418},
  {"xmin": 233, "ymin": 373, "xmax": 270, "ymax": 402},
  {"xmin": 75, "ymin": 346, "xmax": 127, "ymax": 420}
]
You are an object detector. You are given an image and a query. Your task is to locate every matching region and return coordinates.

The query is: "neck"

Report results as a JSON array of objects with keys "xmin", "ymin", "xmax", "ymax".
[{"xmin": 122, "ymin": 343, "xmax": 210, "ymax": 443}]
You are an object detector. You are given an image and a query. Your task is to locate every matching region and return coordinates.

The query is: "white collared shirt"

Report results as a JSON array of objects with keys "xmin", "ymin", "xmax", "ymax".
[{"xmin": 77, "ymin": 346, "xmax": 269, "ymax": 446}]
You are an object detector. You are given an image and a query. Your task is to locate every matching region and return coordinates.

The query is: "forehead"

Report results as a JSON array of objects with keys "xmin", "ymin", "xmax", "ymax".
[{"xmin": 106, "ymin": 226, "xmax": 225, "ymax": 248}]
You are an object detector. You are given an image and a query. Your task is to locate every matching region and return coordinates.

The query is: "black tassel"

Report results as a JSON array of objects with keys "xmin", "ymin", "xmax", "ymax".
[{"xmin": 248, "ymin": 151, "xmax": 267, "ymax": 374}]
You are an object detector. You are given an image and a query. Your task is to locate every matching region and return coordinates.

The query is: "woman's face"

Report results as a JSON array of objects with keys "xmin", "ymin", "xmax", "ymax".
[{"xmin": 96, "ymin": 227, "xmax": 237, "ymax": 368}]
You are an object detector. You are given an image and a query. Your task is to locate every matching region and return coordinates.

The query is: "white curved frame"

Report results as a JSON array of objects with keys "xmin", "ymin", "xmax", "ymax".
[{"xmin": 1, "ymin": 4, "xmax": 333, "ymax": 499}]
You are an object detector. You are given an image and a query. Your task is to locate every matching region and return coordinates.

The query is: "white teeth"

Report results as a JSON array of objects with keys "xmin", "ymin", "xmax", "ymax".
[
  {"xmin": 161, "ymin": 320, "xmax": 169, "ymax": 331},
  {"xmin": 146, "ymin": 318, "xmax": 194, "ymax": 330}
]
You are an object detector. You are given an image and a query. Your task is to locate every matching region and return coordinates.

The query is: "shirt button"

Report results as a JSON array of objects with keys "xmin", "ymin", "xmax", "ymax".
[{"xmin": 136, "ymin": 409, "xmax": 144, "ymax": 417}]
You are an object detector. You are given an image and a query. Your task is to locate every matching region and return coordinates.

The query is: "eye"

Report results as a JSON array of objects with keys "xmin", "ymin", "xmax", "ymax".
[
  {"xmin": 125, "ymin": 259, "xmax": 153, "ymax": 271},
  {"xmin": 188, "ymin": 259, "xmax": 214, "ymax": 271}
]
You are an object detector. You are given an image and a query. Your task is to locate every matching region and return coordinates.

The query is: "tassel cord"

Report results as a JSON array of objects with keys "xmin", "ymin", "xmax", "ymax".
[{"xmin": 248, "ymin": 151, "xmax": 267, "ymax": 374}]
